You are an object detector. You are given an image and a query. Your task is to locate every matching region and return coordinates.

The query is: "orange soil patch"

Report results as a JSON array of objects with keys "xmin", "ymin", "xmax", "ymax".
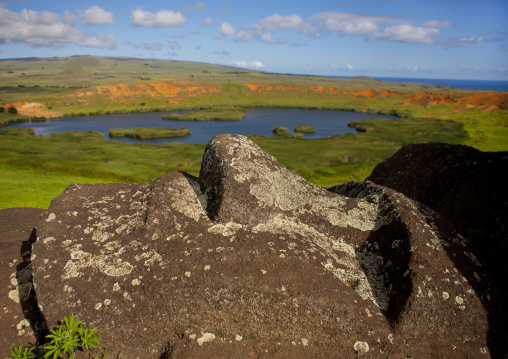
[
  {"xmin": 4, "ymin": 101, "xmax": 60, "ymax": 118},
  {"xmin": 343, "ymin": 89, "xmax": 378, "ymax": 98},
  {"xmin": 456, "ymin": 92, "xmax": 508, "ymax": 110},
  {"xmin": 69, "ymin": 81, "xmax": 221, "ymax": 100},
  {"xmin": 404, "ymin": 92, "xmax": 454, "ymax": 106},
  {"xmin": 404, "ymin": 91, "xmax": 508, "ymax": 110},
  {"xmin": 244, "ymin": 83, "xmax": 342, "ymax": 94},
  {"xmin": 244, "ymin": 83, "xmax": 295, "ymax": 92},
  {"xmin": 379, "ymin": 90, "xmax": 404, "ymax": 96}
]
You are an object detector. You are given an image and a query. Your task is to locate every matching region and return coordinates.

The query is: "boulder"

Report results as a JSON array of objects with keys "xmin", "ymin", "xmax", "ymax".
[
  {"xmin": 21, "ymin": 135, "xmax": 503, "ymax": 358},
  {"xmin": 366, "ymin": 142, "xmax": 508, "ymax": 342}
]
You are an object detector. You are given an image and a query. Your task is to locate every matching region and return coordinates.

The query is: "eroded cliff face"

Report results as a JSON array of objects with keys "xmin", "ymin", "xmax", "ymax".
[
  {"xmin": 0, "ymin": 134, "xmax": 501, "ymax": 358},
  {"xmin": 64, "ymin": 81, "xmax": 508, "ymax": 110}
]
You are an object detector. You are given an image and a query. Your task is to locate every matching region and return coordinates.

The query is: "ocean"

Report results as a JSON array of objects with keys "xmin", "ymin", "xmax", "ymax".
[{"xmin": 372, "ymin": 77, "xmax": 508, "ymax": 92}]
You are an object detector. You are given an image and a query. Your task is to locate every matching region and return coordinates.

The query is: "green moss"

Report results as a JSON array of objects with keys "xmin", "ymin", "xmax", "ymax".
[{"xmin": 292, "ymin": 133, "xmax": 304, "ymax": 139}]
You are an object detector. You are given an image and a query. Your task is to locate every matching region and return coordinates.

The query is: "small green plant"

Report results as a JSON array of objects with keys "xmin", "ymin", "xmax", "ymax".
[{"xmin": 10, "ymin": 315, "xmax": 102, "ymax": 359}]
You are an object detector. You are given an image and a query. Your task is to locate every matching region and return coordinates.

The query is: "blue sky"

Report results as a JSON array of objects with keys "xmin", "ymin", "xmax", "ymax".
[{"xmin": 1, "ymin": 0, "xmax": 507, "ymax": 80}]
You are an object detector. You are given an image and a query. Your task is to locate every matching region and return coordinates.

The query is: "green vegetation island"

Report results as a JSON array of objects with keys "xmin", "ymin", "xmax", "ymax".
[
  {"xmin": 294, "ymin": 125, "xmax": 315, "ymax": 133},
  {"xmin": 272, "ymin": 126, "xmax": 291, "ymax": 137},
  {"xmin": 109, "ymin": 127, "xmax": 190, "ymax": 139},
  {"xmin": 0, "ymin": 56, "xmax": 506, "ymax": 211}
]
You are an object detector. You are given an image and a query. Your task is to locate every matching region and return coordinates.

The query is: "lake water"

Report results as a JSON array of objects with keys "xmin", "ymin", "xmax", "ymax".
[{"xmin": 11, "ymin": 108, "xmax": 396, "ymax": 144}]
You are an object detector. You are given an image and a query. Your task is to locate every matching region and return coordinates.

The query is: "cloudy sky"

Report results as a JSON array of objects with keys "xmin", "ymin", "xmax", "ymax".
[{"xmin": 1, "ymin": 0, "xmax": 507, "ymax": 80}]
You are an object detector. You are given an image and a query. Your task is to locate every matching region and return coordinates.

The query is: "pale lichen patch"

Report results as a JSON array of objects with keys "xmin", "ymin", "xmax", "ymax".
[
  {"xmin": 9, "ymin": 288, "xmax": 19, "ymax": 303},
  {"xmin": 62, "ymin": 245, "xmax": 133, "ymax": 279},
  {"xmin": 16, "ymin": 319, "xmax": 29, "ymax": 330},
  {"xmin": 208, "ymin": 222, "xmax": 242, "ymax": 236},
  {"xmin": 197, "ymin": 333, "xmax": 215, "ymax": 346},
  {"xmin": 353, "ymin": 341, "xmax": 369, "ymax": 354},
  {"xmin": 45, "ymin": 213, "xmax": 56, "ymax": 222}
]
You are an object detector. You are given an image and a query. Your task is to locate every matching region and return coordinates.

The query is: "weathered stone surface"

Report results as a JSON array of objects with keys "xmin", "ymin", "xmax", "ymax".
[
  {"xmin": 366, "ymin": 142, "xmax": 508, "ymax": 348},
  {"xmin": 26, "ymin": 135, "xmax": 502, "ymax": 358},
  {"xmin": 0, "ymin": 208, "xmax": 46, "ymax": 355},
  {"xmin": 367, "ymin": 143, "xmax": 507, "ymax": 246}
]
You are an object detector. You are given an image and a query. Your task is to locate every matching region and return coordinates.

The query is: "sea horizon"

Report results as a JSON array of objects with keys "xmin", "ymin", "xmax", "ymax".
[{"xmin": 371, "ymin": 77, "xmax": 508, "ymax": 92}]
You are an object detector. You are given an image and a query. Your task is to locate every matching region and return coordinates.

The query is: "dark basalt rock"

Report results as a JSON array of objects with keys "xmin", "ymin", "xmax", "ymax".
[
  {"xmin": 366, "ymin": 142, "xmax": 508, "ymax": 353},
  {"xmin": 2, "ymin": 135, "xmax": 503, "ymax": 358}
]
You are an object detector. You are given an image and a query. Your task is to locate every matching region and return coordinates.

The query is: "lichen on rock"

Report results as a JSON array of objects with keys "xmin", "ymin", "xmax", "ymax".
[{"xmin": 19, "ymin": 135, "xmax": 503, "ymax": 358}]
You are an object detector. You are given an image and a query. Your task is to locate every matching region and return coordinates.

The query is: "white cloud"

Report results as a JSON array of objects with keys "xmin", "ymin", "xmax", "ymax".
[
  {"xmin": 235, "ymin": 30, "xmax": 253, "ymax": 42},
  {"xmin": 0, "ymin": 8, "xmax": 119, "ymax": 49},
  {"xmin": 181, "ymin": 2, "xmax": 206, "ymax": 13},
  {"xmin": 310, "ymin": 11, "xmax": 398, "ymax": 35},
  {"xmin": 79, "ymin": 33, "xmax": 117, "ymax": 49},
  {"xmin": 0, "ymin": 8, "xmax": 83, "ymax": 47},
  {"xmin": 447, "ymin": 36, "xmax": 483, "ymax": 47},
  {"xmin": 345, "ymin": 63, "xmax": 353, "ymax": 70},
  {"xmin": 229, "ymin": 13, "xmax": 319, "ymax": 44},
  {"xmin": 143, "ymin": 42, "xmax": 162, "ymax": 51},
  {"xmin": 64, "ymin": 10, "xmax": 78, "ymax": 25},
  {"xmin": 368, "ymin": 24, "xmax": 440, "ymax": 44},
  {"xmin": 219, "ymin": 22, "xmax": 236, "ymax": 37},
  {"xmin": 407, "ymin": 65, "xmax": 419, "ymax": 71},
  {"xmin": 260, "ymin": 32, "xmax": 286, "ymax": 44},
  {"xmin": 131, "ymin": 9, "xmax": 186, "ymax": 27},
  {"xmin": 82, "ymin": 6, "xmax": 115, "ymax": 25},
  {"xmin": 230, "ymin": 60, "xmax": 264, "ymax": 69},
  {"xmin": 423, "ymin": 20, "xmax": 452, "ymax": 28},
  {"xmin": 200, "ymin": 17, "xmax": 215, "ymax": 26}
]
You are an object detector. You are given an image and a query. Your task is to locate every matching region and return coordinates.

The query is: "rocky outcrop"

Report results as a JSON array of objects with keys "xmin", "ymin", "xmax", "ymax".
[
  {"xmin": 3, "ymin": 135, "xmax": 504, "ymax": 358},
  {"xmin": 367, "ymin": 142, "xmax": 508, "ymax": 349}
]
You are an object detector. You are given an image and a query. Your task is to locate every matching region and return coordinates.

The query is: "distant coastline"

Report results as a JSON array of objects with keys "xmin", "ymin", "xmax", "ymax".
[{"xmin": 372, "ymin": 77, "xmax": 508, "ymax": 92}]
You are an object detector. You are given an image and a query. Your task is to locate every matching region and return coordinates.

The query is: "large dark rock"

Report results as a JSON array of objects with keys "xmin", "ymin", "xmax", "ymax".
[
  {"xmin": 366, "ymin": 142, "xmax": 508, "ymax": 344},
  {"xmin": 18, "ymin": 135, "xmax": 503, "ymax": 358},
  {"xmin": 366, "ymin": 142, "xmax": 507, "ymax": 247}
]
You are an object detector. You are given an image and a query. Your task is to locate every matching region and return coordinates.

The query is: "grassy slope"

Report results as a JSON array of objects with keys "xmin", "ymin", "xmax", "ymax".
[{"xmin": 0, "ymin": 56, "xmax": 506, "ymax": 209}]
